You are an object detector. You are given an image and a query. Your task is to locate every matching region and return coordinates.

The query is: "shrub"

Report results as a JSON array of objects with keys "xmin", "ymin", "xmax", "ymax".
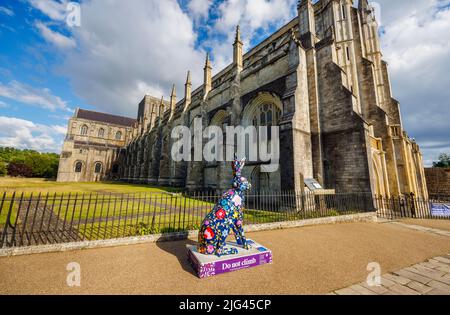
[
  {"xmin": 133, "ymin": 222, "xmax": 160, "ymax": 236},
  {"xmin": 7, "ymin": 162, "xmax": 33, "ymax": 178}
]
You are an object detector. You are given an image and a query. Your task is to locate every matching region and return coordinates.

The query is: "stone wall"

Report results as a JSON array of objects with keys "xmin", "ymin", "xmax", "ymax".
[
  {"xmin": 57, "ymin": 115, "xmax": 134, "ymax": 183},
  {"xmin": 425, "ymin": 168, "xmax": 450, "ymax": 196}
]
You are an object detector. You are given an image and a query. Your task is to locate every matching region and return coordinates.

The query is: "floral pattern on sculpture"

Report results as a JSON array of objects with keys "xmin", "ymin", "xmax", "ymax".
[{"xmin": 197, "ymin": 155, "xmax": 252, "ymax": 257}]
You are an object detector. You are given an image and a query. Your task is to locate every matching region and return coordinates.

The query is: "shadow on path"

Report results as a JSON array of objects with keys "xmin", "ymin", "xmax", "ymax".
[{"xmin": 155, "ymin": 237, "xmax": 198, "ymax": 277}]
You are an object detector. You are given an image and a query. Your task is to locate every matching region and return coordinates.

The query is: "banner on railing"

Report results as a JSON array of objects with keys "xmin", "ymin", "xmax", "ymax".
[{"xmin": 431, "ymin": 203, "xmax": 450, "ymax": 217}]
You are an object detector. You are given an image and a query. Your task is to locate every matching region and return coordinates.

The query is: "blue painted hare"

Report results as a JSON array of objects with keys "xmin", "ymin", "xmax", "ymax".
[{"xmin": 197, "ymin": 156, "xmax": 252, "ymax": 256}]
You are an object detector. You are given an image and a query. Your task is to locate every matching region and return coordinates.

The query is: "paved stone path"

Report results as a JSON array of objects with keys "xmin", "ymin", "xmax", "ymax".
[
  {"xmin": 332, "ymin": 255, "xmax": 450, "ymax": 295},
  {"xmin": 332, "ymin": 221, "xmax": 450, "ymax": 295}
]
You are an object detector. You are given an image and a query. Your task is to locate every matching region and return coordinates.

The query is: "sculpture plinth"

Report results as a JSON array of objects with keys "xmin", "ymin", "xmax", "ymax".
[{"xmin": 187, "ymin": 239, "xmax": 273, "ymax": 278}]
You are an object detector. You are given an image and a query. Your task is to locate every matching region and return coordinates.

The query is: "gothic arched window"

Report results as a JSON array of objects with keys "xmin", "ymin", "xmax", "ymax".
[
  {"xmin": 98, "ymin": 128, "xmax": 105, "ymax": 138},
  {"xmin": 80, "ymin": 125, "xmax": 88, "ymax": 136},
  {"xmin": 251, "ymin": 104, "xmax": 281, "ymax": 141},
  {"xmin": 241, "ymin": 93, "xmax": 283, "ymax": 163},
  {"xmin": 94, "ymin": 162, "xmax": 102, "ymax": 174},
  {"xmin": 75, "ymin": 162, "xmax": 83, "ymax": 173},
  {"xmin": 115, "ymin": 131, "xmax": 122, "ymax": 140}
]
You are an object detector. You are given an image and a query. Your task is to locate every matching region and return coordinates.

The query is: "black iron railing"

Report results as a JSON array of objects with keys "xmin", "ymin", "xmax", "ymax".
[
  {"xmin": 376, "ymin": 195, "xmax": 450, "ymax": 220},
  {"xmin": 0, "ymin": 191, "xmax": 374, "ymax": 248},
  {"xmin": 2, "ymin": 191, "xmax": 448, "ymax": 249}
]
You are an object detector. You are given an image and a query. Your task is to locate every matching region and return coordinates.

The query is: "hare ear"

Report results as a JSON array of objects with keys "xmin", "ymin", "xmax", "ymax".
[{"xmin": 240, "ymin": 157, "xmax": 246, "ymax": 167}]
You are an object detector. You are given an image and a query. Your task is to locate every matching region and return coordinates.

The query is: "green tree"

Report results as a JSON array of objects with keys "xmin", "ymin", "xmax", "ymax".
[
  {"xmin": 0, "ymin": 146, "xmax": 60, "ymax": 178},
  {"xmin": 0, "ymin": 162, "xmax": 6, "ymax": 177},
  {"xmin": 433, "ymin": 153, "xmax": 450, "ymax": 168}
]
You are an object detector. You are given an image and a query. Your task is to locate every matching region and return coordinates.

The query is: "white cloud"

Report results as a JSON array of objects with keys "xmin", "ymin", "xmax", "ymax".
[
  {"xmin": 0, "ymin": 6, "xmax": 14, "ymax": 17},
  {"xmin": 28, "ymin": 0, "xmax": 68, "ymax": 21},
  {"xmin": 0, "ymin": 116, "xmax": 66, "ymax": 153},
  {"xmin": 0, "ymin": 101, "xmax": 8, "ymax": 108},
  {"xmin": 205, "ymin": 0, "xmax": 297, "ymax": 69},
  {"xmin": 52, "ymin": 124, "xmax": 68, "ymax": 135},
  {"xmin": 213, "ymin": 0, "xmax": 296, "ymax": 33},
  {"xmin": 375, "ymin": 0, "xmax": 450, "ymax": 165},
  {"xmin": 59, "ymin": 0, "xmax": 205, "ymax": 116},
  {"xmin": 35, "ymin": 22, "xmax": 76, "ymax": 49},
  {"xmin": 188, "ymin": 0, "xmax": 211, "ymax": 21},
  {"xmin": 0, "ymin": 80, "xmax": 70, "ymax": 111}
]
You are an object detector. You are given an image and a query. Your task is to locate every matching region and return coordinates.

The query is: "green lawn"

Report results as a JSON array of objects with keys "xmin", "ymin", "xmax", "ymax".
[
  {"xmin": 0, "ymin": 178, "xmax": 180, "ymax": 226},
  {"xmin": 49, "ymin": 193, "xmax": 214, "ymax": 221},
  {"xmin": 0, "ymin": 177, "xmax": 180, "ymax": 194},
  {"xmin": 0, "ymin": 178, "xmax": 215, "ymax": 228}
]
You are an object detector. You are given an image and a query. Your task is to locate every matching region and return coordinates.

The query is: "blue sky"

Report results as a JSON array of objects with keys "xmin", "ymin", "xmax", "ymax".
[{"xmin": 0, "ymin": 0, "xmax": 449, "ymax": 166}]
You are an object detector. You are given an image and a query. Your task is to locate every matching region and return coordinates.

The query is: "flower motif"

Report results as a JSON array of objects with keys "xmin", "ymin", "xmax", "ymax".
[
  {"xmin": 215, "ymin": 208, "xmax": 226, "ymax": 220},
  {"xmin": 204, "ymin": 227, "xmax": 215, "ymax": 240},
  {"xmin": 204, "ymin": 220, "xmax": 210, "ymax": 226},
  {"xmin": 207, "ymin": 245, "xmax": 215, "ymax": 254},
  {"xmin": 232, "ymin": 195, "xmax": 242, "ymax": 207},
  {"xmin": 236, "ymin": 220, "xmax": 242, "ymax": 226}
]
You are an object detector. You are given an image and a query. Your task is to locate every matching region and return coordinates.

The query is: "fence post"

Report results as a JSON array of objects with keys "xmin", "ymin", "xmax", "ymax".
[
  {"xmin": 110, "ymin": 193, "xmax": 118, "ymax": 238},
  {"xmin": 1, "ymin": 192, "xmax": 16, "ymax": 248},
  {"xmin": 82, "ymin": 193, "xmax": 93, "ymax": 241},
  {"xmin": 97, "ymin": 194, "xmax": 106, "ymax": 239},
  {"xmin": 10, "ymin": 192, "xmax": 24, "ymax": 247},
  {"xmin": 150, "ymin": 193, "xmax": 158, "ymax": 232},
  {"xmin": 18, "ymin": 193, "xmax": 34, "ymax": 247},
  {"xmin": 182, "ymin": 191, "xmax": 187, "ymax": 230},
  {"xmin": 88, "ymin": 193, "xmax": 99, "ymax": 240},
  {"xmin": 68, "ymin": 193, "xmax": 79, "ymax": 241},
  {"xmin": 121, "ymin": 193, "xmax": 130, "ymax": 238},
  {"xmin": 37, "ymin": 193, "xmax": 50, "ymax": 245},
  {"xmin": 0, "ymin": 192, "xmax": 6, "ymax": 222},
  {"xmin": 61, "ymin": 193, "xmax": 71, "ymax": 241},
  {"xmin": 46, "ymin": 193, "xmax": 57, "ymax": 243},
  {"xmin": 115, "ymin": 193, "xmax": 123, "ymax": 238}
]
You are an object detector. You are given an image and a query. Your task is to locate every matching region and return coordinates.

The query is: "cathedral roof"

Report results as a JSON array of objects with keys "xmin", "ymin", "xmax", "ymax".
[{"xmin": 76, "ymin": 109, "xmax": 136, "ymax": 127}]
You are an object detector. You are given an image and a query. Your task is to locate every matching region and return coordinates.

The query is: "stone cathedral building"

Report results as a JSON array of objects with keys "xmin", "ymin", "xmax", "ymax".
[{"xmin": 57, "ymin": 0, "xmax": 428, "ymax": 198}]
